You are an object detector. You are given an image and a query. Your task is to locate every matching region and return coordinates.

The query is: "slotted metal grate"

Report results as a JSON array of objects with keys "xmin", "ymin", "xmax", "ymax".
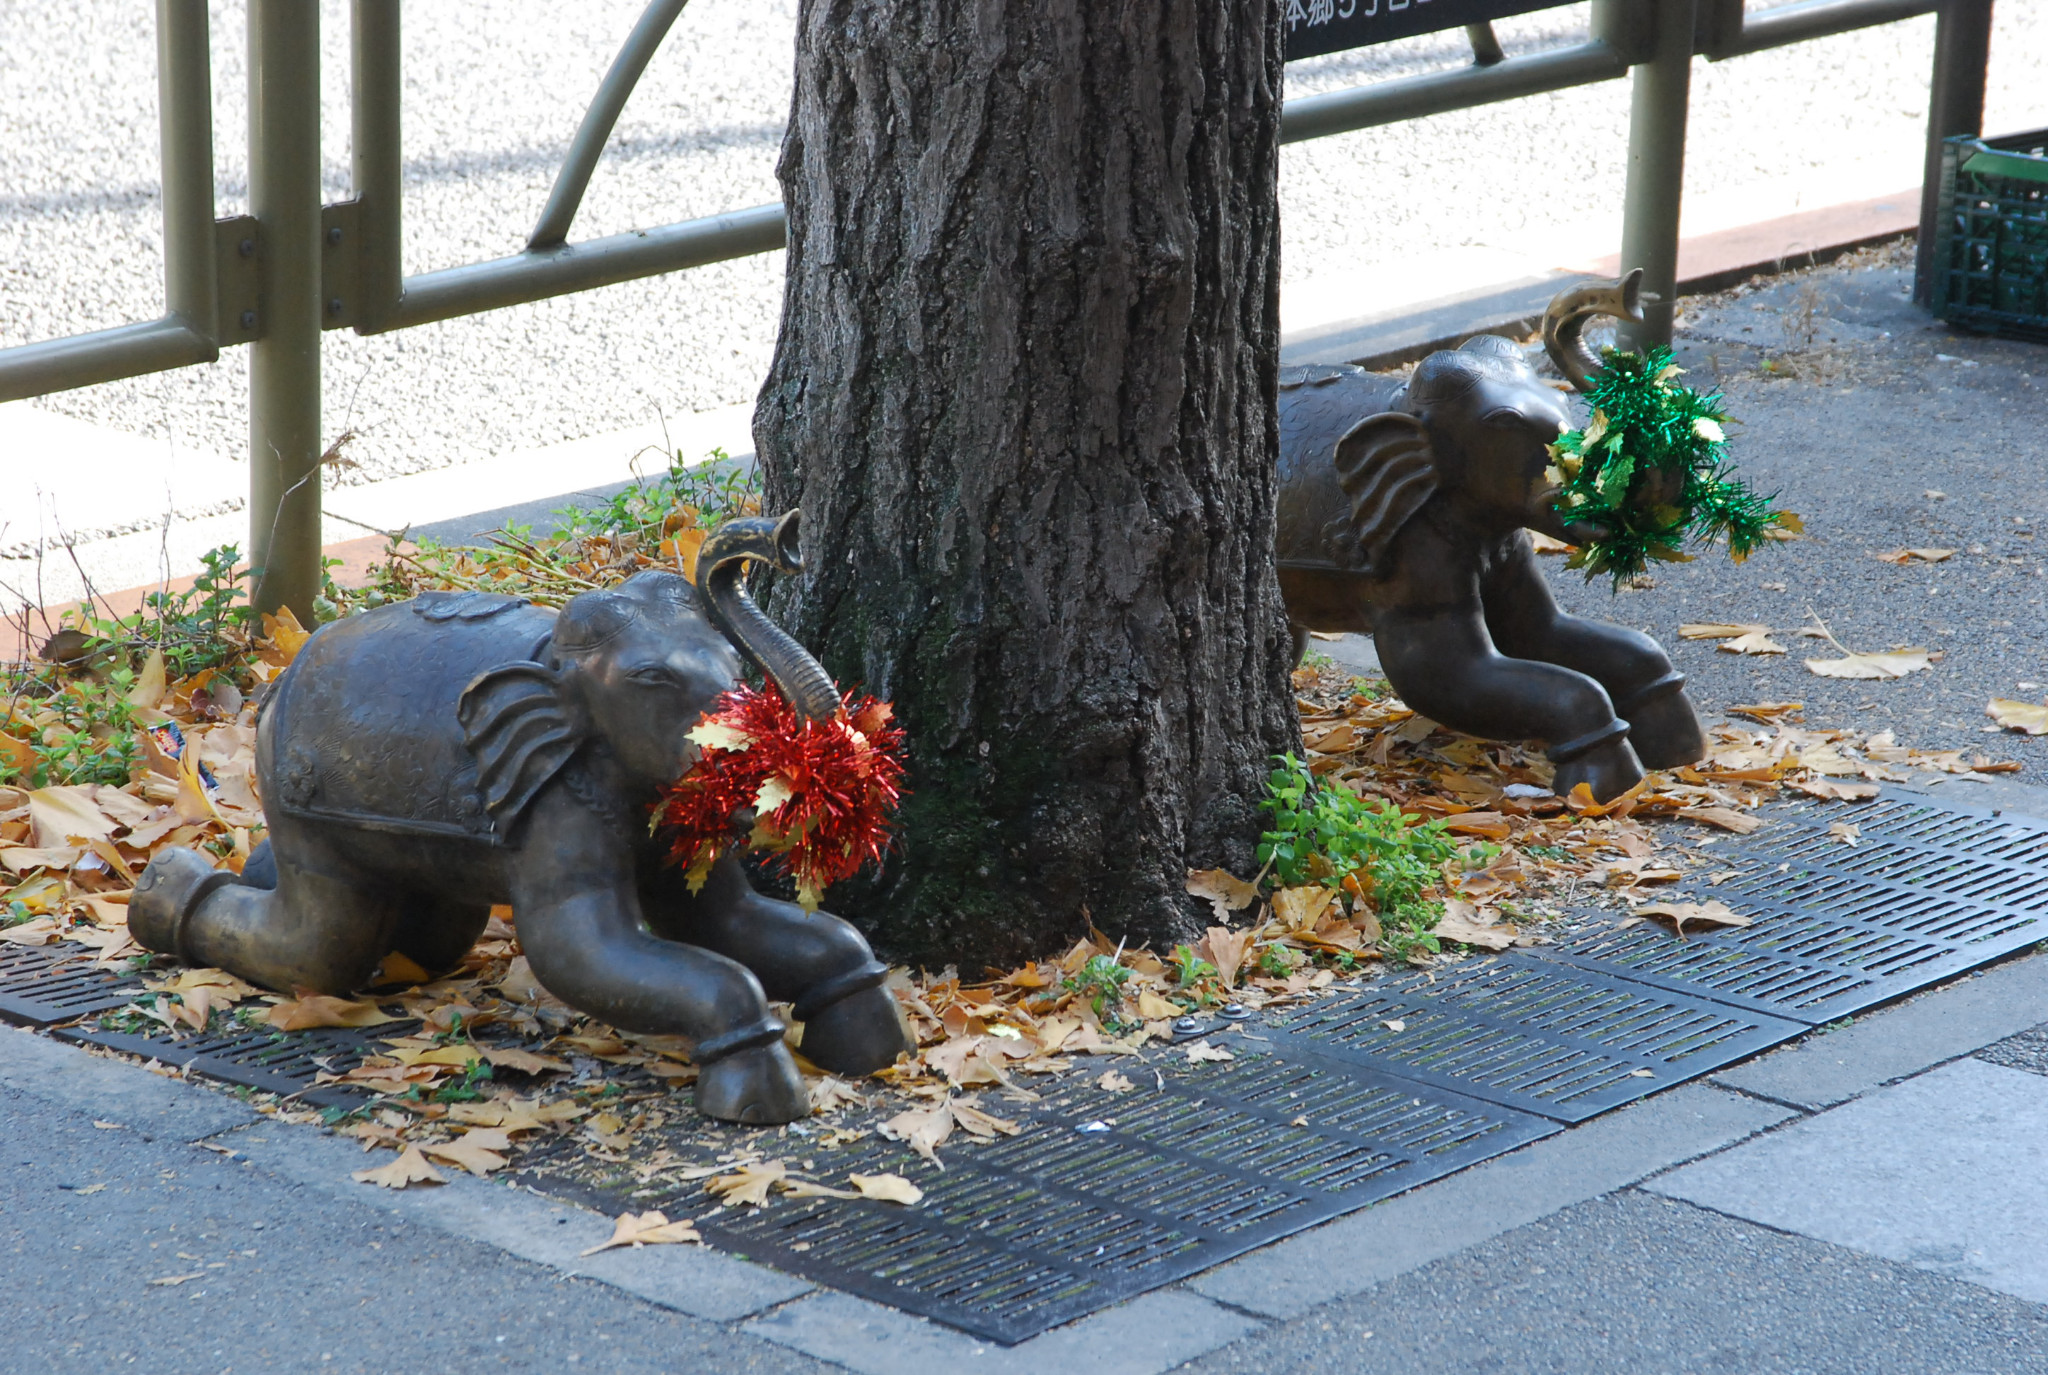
[
  {"xmin": 6, "ymin": 783, "xmax": 2041, "ymax": 1345},
  {"xmin": 520, "ymin": 1050, "xmax": 1553, "ymax": 1345},
  {"xmin": 1269, "ymin": 956, "xmax": 1802, "ymax": 1122},
  {"xmin": 55, "ymin": 1022, "xmax": 389, "ymax": 1109},
  {"xmin": 1533, "ymin": 787, "xmax": 2048, "ymax": 1022},
  {"xmin": 0, "ymin": 942, "xmax": 143, "ymax": 1026}
]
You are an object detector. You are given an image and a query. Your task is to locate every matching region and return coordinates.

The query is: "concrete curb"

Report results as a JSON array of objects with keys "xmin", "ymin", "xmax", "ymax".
[{"xmin": 5, "ymin": 943, "xmax": 2040, "ymax": 1370}]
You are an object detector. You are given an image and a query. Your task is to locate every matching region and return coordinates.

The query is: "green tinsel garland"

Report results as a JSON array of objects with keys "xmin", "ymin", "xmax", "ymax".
[{"xmin": 1547, "ymin": 345, "xmax": 1800, "ymax": 586}]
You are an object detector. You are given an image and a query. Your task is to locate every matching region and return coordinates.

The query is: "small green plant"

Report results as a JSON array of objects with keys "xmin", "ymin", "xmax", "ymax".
[
  {"xmin": 1523, "ymin": 844, "xmax": 1568, "ymax": 862},
  {"xmin": 1258, "ymin": 754, "xmax": 1456, "ymax": 915},
  {"xmin": 1258, "ymin": 944, "xmax": 1297, "ymax": 979},
  {"xmin": 431, "ymin": 1058, "xmax": 495, "ymax": 1103},
  {"xmin": 1170, "ymin": 943, "xmax": 1219, "ymax": 990},
  {"xmin": 555, "ymin": 449, "xmax": 759, "ymax": 543},
  {"xmin": 1455, "ymin": 841, "xmax": 1502, "ymax": 872},
  {"xmin": 1063, "ymin": 953, "xmax": 1132, "ymax": 1021}
]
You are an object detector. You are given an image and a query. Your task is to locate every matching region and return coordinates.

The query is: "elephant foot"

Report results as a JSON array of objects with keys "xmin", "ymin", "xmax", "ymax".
[
  {"xmin": 131, "ymin": 847, "xmax": 238, "ymax": 963},
  {"xmin": 1548, "ymin": 720, "xmax": 1644, "ymax": 805},
  {"xmin": 1614, "ymin": 671, "xmax": 1706, "ymax": 770},
  {"xmin": 798, "ymin": 980, "xmax": 914, "ymax": 1077},
  {"xmin": 695, "ymin": 1042, "xmax": 810, "ymax": 1125}
]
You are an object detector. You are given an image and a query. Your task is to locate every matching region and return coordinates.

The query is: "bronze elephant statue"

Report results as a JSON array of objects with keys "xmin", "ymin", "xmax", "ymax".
[
  {"xmin": 130, "ymin": 513, "xmax": 912, "ymax": 1125},
  {"xmin": 1277, "ymin": 272, "xmax": 1704, "ymax": 802}
]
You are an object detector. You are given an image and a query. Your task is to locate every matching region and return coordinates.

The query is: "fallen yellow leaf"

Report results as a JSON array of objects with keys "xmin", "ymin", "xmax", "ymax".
[
  {"xmin": 351, "ymin": 1145, "xmax": 445, "ymax": 1189},
  {"xmin": 266, "ymin": 990, "xmax": 399, "ymax": 1031},
  {"xmin": 705, "ymin": 1160, "xmax": 787, "ymax": 1206},
  {"xmin": 580, "ymin": 1210, "xmax": 702, "ymax": 1256},
  {"xmin": 1718, "ymin": 631, "xmax": 1787, "ymax": 656},
  {"xmin": 1631, "ymin": 900, "xmax": 1750, "ymax": 937},
  {"xmin": 1987, "ymin": 699, "xmax": 2048, "ymax": 735},
  {"xmin": 1805, "ymin": 648, "xmax": 1932, "ymax": 680},
  {"xmin": 1185, "ymin": 868, "xmax": 1259, "ymax": 923},
  {"xmin": 1680, "ymin": 622, "xmax": 1770, "ymax": 640},
  {"xmin": 422, "ymin": 1138, "xmax": 509, "ymax": 1176},
  {"xmin": 850, "ymin": 1173, "xmax": 924, "ymax": 1206}
]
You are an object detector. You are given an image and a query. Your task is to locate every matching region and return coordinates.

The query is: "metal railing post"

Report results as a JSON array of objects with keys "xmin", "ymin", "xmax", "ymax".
[
  {"xmin": 247, "ymin": 0, "xmax": 323, "ymax": 622},
  {"xmin": 1618, "ymin": 0, "xmax": 1699, "ymax": 351},
  {"xmin": 158, "ymin": 0, "xmax": 218, "ymax": 349},
  {"xmin": 351, "ymin": 0, "xmax": 403, "ymax": 333},
  {"xmin": 1914, "ymin": 0, "xmax": 1995, "ymax": 303}
]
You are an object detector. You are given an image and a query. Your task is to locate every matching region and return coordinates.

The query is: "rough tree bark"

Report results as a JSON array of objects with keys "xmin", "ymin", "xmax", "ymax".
[{"xmin": 755, "ymin": 0, "xmax": 1297, "ymax": 968}]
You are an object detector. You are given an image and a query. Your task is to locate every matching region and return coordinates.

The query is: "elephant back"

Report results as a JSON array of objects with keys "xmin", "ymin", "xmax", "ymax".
[
  {"xmin": 260, "ymin": 591, "xmax": 556, "ymax": 844},
  {"xmin": 1276, "ymin": 364, "xmax": 1408, "ymax": 575}
]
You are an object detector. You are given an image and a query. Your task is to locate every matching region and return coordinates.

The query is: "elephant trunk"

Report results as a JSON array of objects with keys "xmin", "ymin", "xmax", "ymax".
[
  {"xmin": 696, "ymin": 510, "xmax": 843, "ymax": 721},
  {"xmin": 1542, "ymin": 268, "xmax": 1648, "ymax": 393}
]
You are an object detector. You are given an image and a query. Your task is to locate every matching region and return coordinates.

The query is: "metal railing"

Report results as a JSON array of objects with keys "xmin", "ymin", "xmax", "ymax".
[{"xmin": 0, "ymin": 0, "xmax": 1996, "ymax": 618}]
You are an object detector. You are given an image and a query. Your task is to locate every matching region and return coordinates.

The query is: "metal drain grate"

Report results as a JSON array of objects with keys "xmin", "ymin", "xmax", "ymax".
[
  {"xmin": 520, "ymin": 1049, "xmax": 1553, "ymax": 1345},
  {"xmin": 1269, "ymin": 957, "xmax": 1802, "ymax": 1122},
  {"xmin": 1533, "ymin": 787, "xmax": 2048, "ymax": 1023},
  {"xmin": 55, "ymin": 1023, "xmax": 391, "ymax": 1109},
  {"xmin": 0, "ymin": 942, "xmax": 143, "ymax": 1026}
]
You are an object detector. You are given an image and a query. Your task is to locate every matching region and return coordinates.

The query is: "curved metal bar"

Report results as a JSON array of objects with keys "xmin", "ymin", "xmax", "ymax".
[{"xmin": 527, "ymin": 0, "xmax": 690, "ymax": 250}]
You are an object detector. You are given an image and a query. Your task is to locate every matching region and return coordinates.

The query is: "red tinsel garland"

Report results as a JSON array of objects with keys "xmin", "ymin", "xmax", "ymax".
[{"xmin": 652, "ymin": 681, "xmax": 907, "ymax": 910}]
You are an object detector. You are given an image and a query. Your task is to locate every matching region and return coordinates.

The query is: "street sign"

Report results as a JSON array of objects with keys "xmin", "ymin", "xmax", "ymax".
[{"xmin": 1284, "ymin": 0, "xmax": 1574, "ymax": 63}]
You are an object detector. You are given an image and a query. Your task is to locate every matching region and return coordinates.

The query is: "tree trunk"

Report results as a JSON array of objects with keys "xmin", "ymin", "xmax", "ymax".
[{"xmin": 756, "ymin": 0, "xmax": 1296, "ymax": 969}]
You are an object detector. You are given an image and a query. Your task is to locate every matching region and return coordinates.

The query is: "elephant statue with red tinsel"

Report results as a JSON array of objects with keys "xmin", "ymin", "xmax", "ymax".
[{"xmin": 130, "ymin": 514, "xmax": 912, "ymax": 1125}]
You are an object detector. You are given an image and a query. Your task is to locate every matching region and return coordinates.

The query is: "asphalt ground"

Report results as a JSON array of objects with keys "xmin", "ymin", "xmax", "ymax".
[
  {"xmin": 1546, "ymin": 241, "xmax": 2048, "ymax": 774},
  {"xmin": 0, "ymin": 1076, "xmax": 830, "ymax": 1375},
  {"xmin": 3, "ymin": 3, "xmax": 2045, "ymax": 485}
]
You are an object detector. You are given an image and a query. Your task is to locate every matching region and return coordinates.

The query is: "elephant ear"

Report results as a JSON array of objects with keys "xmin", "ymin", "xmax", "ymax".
[
  {"xmin": 457, "ymin": 661, "xmax": 583, "ymax": 839},
  {"xmin": 1332, "ymin": 411, "xmax": 1439, "ymax": 576}
]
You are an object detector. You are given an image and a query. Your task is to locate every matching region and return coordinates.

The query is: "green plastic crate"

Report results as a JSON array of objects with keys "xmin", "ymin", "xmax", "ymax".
[{"xmin": 1928, "ymin": 129, "xmax": 2048, "ymax": 343}]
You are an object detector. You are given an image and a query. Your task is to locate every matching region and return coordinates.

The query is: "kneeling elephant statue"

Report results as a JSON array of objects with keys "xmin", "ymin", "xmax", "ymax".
[
  {"xmin": 1277, "ymin": 272, "xmax": 1704, "ymax": 802},
  {"xmin": 131, "ymin": 513, "xmax": 912, "ymax": 1125}
]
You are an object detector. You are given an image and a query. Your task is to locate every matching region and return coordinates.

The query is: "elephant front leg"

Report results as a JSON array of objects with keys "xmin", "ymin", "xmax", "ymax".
[
  {"xmin": 512, "ymin": 795, "xmax": 807, "ymax": 1124},
  {"xmin": 651, "ymin": 856, "xmax": 913, "ymax": 1078},
  {"xmin": 1480, "ymin": 544, "xmax": 1706, "ymax": 769},
  {"xmin": 1374, "ymin": 605, "xmax": 1645, "ymax": 803}
]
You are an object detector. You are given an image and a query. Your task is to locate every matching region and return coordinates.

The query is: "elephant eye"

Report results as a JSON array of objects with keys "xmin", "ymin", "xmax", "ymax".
[
  {"xmin": 1481, "ymin": 408, "xmax": 1526, "ymax": 429},
  {"xmin": 627, "ymin": 666, "xmax": 680, "ymax": 688}
]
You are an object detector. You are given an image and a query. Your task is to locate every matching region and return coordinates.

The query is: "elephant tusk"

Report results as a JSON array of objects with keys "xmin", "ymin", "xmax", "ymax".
[
  {"xmin": 1542, "ymin": 268, "xmax": 1647, "ymax": 393},
  {"xmin": 696, "ymin": 511, "xmax": 844, "ymax": 722}
]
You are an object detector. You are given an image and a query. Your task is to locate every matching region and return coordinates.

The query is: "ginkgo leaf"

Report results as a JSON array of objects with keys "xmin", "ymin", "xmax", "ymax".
[
  {"xmin": 850, "ymin": 1173, "xmax": 924, "ymax": 1206},
  {"xmin": 1677, "ymin": 805, "xmax": 1763, "ymax": 834},
  {"xmin": 1793, "ymin": 777, "xmax": 1881, "ymax": 801},
  {"xmin": 422, "ymin": 1139, "xmax": 509, "ymax": 1176},
  {"xmin": 1718, "ymin": 631, "xmax": 1787, "ymax": 656},
  {"xmin": 352, "ymin": 1146, "xmax": 445, "ymax": 1189},
  {"xmin": 1631, "ymin": 900, "xmax": 1750, "ymax": 937},
  {"xmin": 477, "ymin": 1046, "xmax": 571, "ymax": 1074},
  {"xmin": 1805, "ymin": 648, "xmax": 1932, "ymax": 680},
  {"xmin": 1680, "ymin": 623, "xmax": 1770, "ymax": 640},
  {"xmin": 266, "ymin": 991, "xmax": 399, "ymax": 1030},
  {"xmin": 780, "ymin": 1179, "xmax": 863, "ymax": 1201},
  {"xmin": 1185, "ymin": 869, "xmax": 1259, "ymax": 923},
  {"xmin": 1987, "ymin": 699, "xmax": 2048, "ymax": 735},
  {"xmin": 704, "ymin": 1160, "xmax": 787, "ymax": 1206},
  {"xmin": 1875, "ymin": 548, "xmax": 1954, "ymax": 564},
  {"xmin": 1185, "ymin": 1041, "xmax": 1234, "ymax": 1063},
  {"xmin": 951, "ymin": 1103, "xmax": 1021, "ymax": 1139},
  {"xmin": 1830, "ymin": 822, "xmax": 1862, "ymax": 845},
  {"xmin": 686, "ymin": 721, "xmax": 753, "ymax": 752},
  {"xmin": 1433, "ymin": 901, "xmax": 1517, "ymax": 951},
  {"xmin": 879, "ymin": 1102, "xmax": 954, "ymax": 1167},
  {"xmin": 580, "ymin": 1210, "xmax": 702, "ymax": 1256},
  {"xmin": 1134, "ymin": 990, "xmax": 1180, "ymax": 1020},
  {"xmin": 1097, "ymin": 1070, "xmax": 1135, "ymax": 1092}
]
